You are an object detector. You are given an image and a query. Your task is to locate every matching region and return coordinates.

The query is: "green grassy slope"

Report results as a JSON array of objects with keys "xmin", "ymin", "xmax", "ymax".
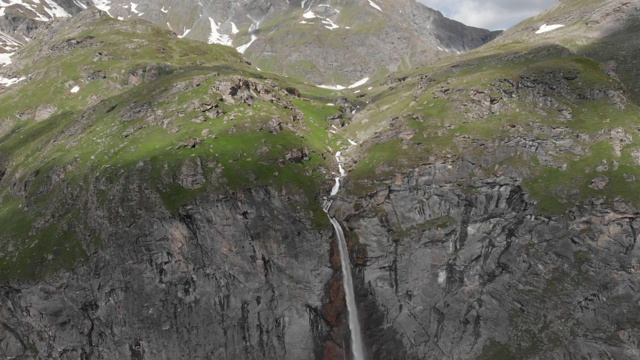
[
  {"xmin": 341, "ymin": 0, "xmax": 640, "ymax": 215},
  {"xmin": 0, "ymin": 13, "xmax": 353, "ymax": 281}
]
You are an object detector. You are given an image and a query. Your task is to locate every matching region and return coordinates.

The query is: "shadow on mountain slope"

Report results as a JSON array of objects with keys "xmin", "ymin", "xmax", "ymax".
[{"xmin": 579, "ymin": 13, "xmax": 640, "ymax": 105}]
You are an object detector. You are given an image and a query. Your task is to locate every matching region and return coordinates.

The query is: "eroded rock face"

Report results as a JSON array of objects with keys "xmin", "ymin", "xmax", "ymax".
[
  {"xmin": 2, "ymin": 162, "xmax": 639, "ymax": 359},
  {"xmin": 332, "ymin": 169, "xmax": 640, "ymax": 359},
  {"xmin": 0, "ymin": 181, "xmax": 333, "ymax": 360}
]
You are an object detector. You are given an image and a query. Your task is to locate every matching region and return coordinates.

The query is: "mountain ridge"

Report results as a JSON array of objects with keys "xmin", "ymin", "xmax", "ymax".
[{"xmin": 0, "ymin": 0, "xmax": 500, "ymax": 84}]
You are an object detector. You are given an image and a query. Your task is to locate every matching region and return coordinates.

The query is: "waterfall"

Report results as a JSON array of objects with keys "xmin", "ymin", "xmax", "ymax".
[
  {"xmin": 329, "ymin": 217, "xmax": 365, "ymax": 360},
  {"xmin": 323, "ymin": 149, "xmax": 365, "ymax": 360}
]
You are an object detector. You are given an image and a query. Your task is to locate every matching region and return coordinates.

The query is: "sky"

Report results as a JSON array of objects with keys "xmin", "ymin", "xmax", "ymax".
[{"xmin": 417, "ymin": 0, "xmax": 558, "ymax": 30}]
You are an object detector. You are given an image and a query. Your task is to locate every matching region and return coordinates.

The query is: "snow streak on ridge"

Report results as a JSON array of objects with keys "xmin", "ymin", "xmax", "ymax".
[
  {"xmin": 91, "ymin": 0, "xmax": 112, "ymax": 12},
  {"xmin": 368, "ymin": 0, "xmax": 382, "ymax": 12},
  {"xmin": 208, "ymin": 17, "xmax": 233, "ymax": 46}
]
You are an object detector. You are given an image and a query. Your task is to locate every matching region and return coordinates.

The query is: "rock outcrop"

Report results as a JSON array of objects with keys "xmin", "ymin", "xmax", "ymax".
[
  {"xmin": 332, "ymin": 169, "xmax": 640, "ymax": 359},
  {"xmin": 0, "ymin": 180, "xmax": 333, "ymax": 359}
]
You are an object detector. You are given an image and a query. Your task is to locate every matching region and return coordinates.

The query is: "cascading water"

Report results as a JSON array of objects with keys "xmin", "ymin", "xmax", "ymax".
[
  {"xmin": 323, "ymin": 149, "xmax": 365, "ymax": 360},
  {"xmin": 329, "ymin": 217, "xmax": 365, "ymax": 360}
]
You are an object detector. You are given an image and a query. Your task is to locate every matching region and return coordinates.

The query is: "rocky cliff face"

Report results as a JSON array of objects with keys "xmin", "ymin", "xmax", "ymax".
[
  {"xmin": 331, "ymin": 169, "xmax": 640, "ymax": 359},
  {"xmin": 0, "ymin": 183, "xmax": 331, "ymax": 359},
  {"xmin": 0, "ymin": 12, "xmax": 347, "ymax": 359},
  {"xmin": 5, "ymin": 167, "xmax": 638, "ymax": 359}
]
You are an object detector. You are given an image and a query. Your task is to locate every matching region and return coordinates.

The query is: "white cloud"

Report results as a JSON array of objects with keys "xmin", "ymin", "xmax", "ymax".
[{"xmin": 418, "ymin": 0, "xmax": 558, "ymax": 30}]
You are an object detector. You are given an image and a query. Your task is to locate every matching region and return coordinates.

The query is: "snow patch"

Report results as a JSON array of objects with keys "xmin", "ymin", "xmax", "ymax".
[
  {"xmin": 348, "ymin": 77, "xmax": 369, "ymax": 89},
  {"xmin": 231, "ymin": 22, "xmax": 239, "ymax": 35},
  {"xmin": 70, "ymin": 85, "xmax": 80, "ymax": 93},
  {"xmin": 368, "ymin": 0, "xmax": 382, "ymax": 12},
  {"xmin": 160, "ymin": 6, "xmax": 168, "ymax": 13},
  {"xmin": 0, "ymin": 0, "xmax": 74, "ymax": 21},
  {"xmin": 208, "ymin": 17, "xmax": 233, "ymax": 46},
  {"xmin": 322, "ymin": 18, "xmax": 339, "ymax": 30},
  {"xmin": 437, "ymin": 269, "xmax": 447, "ymax": 285},
  {"xmin": 0, "ymin": 52, "xmax": 14, "ymax": 66},
  {"xmin": 74, "ymin": 0, "xmax": 88, "ymax": 9},
  {"xmin": 535, "ymin": 24, "xmax": 564, "ymax": 34},
  {"xmin": 130, "ymin": 2, "xmax": 143, "ymax": 16},
  {"xmin": 91, "ymin": 0, "xmax": 112, "ymax": 12},
  {"xmin": 348, "ymin": 139, "xmax": 358, "ymax": 146},
  {"xmin": 236, "ymin": 35, "xmax": 257, "ymax": 54},
  {"xmin": 303, "ymin": 11, "xmax": 317, "ymax": 19},
  {"xmin": 43, "ymin": 0, "xmax": 71, "ymax": 18},
  {"xmin": 178, "ymin": 28, "xmax": 191, "ymax": 38},
  {"xmin": 317, "ymin": 84, "xmax": 346, "ymax": 90},
  {"xmin": 0, "ymin": 76, "xmax": 25, "ymax": 87}
]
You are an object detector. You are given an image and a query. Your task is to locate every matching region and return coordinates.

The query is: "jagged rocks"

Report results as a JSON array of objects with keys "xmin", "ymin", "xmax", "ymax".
[
  {"xmin": 0, "ymin": 312, "xmax": 26, "ymax": 359},
  {"xmin": 0, "ymin": 175, "xmax": 331, "ymax": 359},
  {"xmin": 589, "ymin": 176, "xmax": 609, "ymax": 190},
  {"xmin": 86, "ymin": 69, "xmax": 107, "ymax": 81},
  {"xmin": 178, "ymin": 158, "xmax": 206, "ymax": 189},
  {"xmin": 34, "ymin": 104, "xmax": 57, "ymax": 121},
  {"xmin": 127, "ymin": 63, "xmax": 174, "ymax": 86},
  {"xmin": 326, "ymin": 113, "xmax": 346, "ymax": 129},
  {"xmin": 212, "ymin": 77, "xmax": 276, "ymax": 106},
  {"xmin": 119, "ymin": 101, "xmax": 152, "ymax": 121},
  {"xmin": 261, "ymin": 116, "xmax": 283, "ymax": 134},
  {"xmin": 50, "ymin": 35, "xmax": 96, "ymax": 54},
  {"xmin": 610, "ymin": 128, "xmax": 633, "ymax": 157},
  {"xmin": 330, "ymin": 171, "xmax": 640, "ymax": 360},
  {"xmin": 284, "ymin": 87, "xmax": 300, "ymax": 98},
  {"xmin": 337, "ymin": 97, "xmax": 357, "ymax": 116},
  {"xmin": 284, "ymin": 148, "xmax": 309, "ymax": 163},
  {"xmin": 175, "ymin": 137, "xmax": 202, "ymax": 150}
]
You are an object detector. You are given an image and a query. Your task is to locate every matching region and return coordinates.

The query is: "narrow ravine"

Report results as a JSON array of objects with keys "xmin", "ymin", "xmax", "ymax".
[{"xmin": 323, "ymin": 148, "xmax": 365, "ymax": 360}]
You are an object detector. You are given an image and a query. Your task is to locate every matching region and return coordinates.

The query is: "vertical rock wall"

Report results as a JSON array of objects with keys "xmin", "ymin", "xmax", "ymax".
[
  {"xmin": 334, "ymin": 168, "xmax": 640, "ymax": 359},
  {"xmin": 0, "ymin": 184, "xmax": 333, "ymax": 359}
]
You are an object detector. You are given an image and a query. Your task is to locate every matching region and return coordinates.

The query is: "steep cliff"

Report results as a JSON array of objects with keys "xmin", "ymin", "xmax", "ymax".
[
  {"xmin": 327, "ymin": 0, "xmax": 640, "ymax": 357},
  {"xmin": 1, "ymin": 186, "xmax": 331, "ymax": 359},
  {"xmin": 331, "ymin": 171, "xmax": 640, "ymax": 359},
  {"xmin": 0, "ymin": 12, "xmax": 347, "ymax": 358}
]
